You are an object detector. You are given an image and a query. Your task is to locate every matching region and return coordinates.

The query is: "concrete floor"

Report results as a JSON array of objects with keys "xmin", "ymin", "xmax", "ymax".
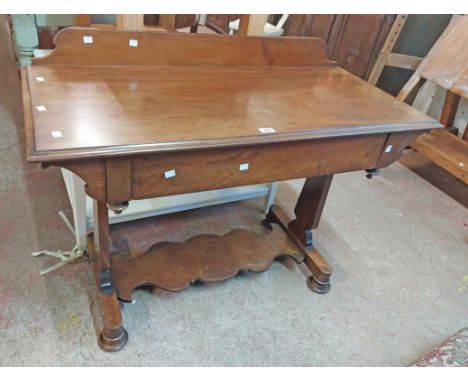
[
  {"xmin": 399, "ymin": 149, "xmax": 468, "ymax": 208},
  {"xmin": 1, "ymin": 19, "xmax": 467, "ymax": 366}
]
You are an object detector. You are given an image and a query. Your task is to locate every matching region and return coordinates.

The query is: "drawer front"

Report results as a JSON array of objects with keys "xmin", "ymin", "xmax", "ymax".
[{"xmin": 131, "ymin": 134, "xmax": 387, "ymax": 199}]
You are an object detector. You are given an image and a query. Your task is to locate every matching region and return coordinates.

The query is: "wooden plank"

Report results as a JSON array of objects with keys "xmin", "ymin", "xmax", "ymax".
[
  {"xmin": 143, "ymin": 25, "xmax": 168, "ymax": 33},
  {"xmin": 90, "ymin": 23, "xmax": 116, "ymax": 30},
  {"xmin": 387, "ymin": 53, "xmax": 423, "ymax": 70},
  {"xmin": 397, "ymin": 74, "xmax": 426, "ymax": 103},
  {"xmin": 238, "ymin": 14, "xmax": 268, "ymax": 36},
  {"xmin": 367, "ymin": 14, "xmax": 408, "ymax": 85},
  {"xmin": 411, "ymin": 129, "xmax": 468, "ymax": 184},
  {"xmin": 397, "ymin": 15, "xmax": 461, "ymax": 102},
  {"xmin": 75, "ymin": 15, "xmax": 91, "ymax": 27},
  {"xmin": 412, "ymin": 81, "xmax": 438, "ymax": 113},
  {"xmin": 116, "ymin": 15, "xmax": 144, "ymax": 31},
  {"xmin": 440, "ymin": 91, "xmax": 461, "ymax": 128},
  {"xmin": 418, "ymin": 15, "xmax": 468, "ymax": 98},
  {"xmin": 158, "ymin": 14, "xmax": 176, "ymax": 32},
  {"xmin": 237, "ymin": 15, "xmax": 250, "ymax": 35}
]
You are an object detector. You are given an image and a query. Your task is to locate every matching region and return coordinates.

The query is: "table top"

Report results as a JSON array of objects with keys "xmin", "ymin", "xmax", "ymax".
[{"xmin": 24, "ymin": 28, "xmax": 440, "ymax": 162}]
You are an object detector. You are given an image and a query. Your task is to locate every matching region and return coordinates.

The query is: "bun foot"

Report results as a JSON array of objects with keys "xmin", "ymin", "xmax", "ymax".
[
  {"xmin": 307, "ymin": 275, "xmax": 331, "ymax": 294},
  {"xmin": 98, "ymin": 328, "xmax": 128, "ymax": 352}
]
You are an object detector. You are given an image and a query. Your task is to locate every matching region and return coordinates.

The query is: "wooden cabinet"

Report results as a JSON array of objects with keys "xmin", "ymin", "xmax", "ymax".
[{"xmin": 284, "ymin": 15, "xmax": 396, "ymax": 80}]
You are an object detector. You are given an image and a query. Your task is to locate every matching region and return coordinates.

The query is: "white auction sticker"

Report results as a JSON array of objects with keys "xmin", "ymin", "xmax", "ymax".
[
  {"xmin": 239, "ymin": 163, "xmax": 249, "ymax": 171},
  {"xmin": 129, "ymin": 39, "xmax": 139, "ymax": 47},
  {"xmin": 51, "ymin": 131, "xmax": 62, "ymax": 138},
  {"xmin": 164, "ymin": 169, "xmax": 176, "ymax": 179},
  {"xmin": 83, "ymin": 36, "xmax": 93, "ymax": 44},
  {"xmin": 259, "ymin": 127, "xmax": 276, "ymax": 134}
]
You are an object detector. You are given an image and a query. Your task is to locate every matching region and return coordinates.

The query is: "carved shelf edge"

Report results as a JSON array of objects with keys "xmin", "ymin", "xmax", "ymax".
[{"xmin": 111, "ymin": 224, "xmax": 304, "ymax": 300}]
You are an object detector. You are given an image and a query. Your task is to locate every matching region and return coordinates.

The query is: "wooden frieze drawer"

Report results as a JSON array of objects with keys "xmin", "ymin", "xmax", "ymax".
[{"xmin": 131, "ymin": 134, "xmax": 387, "ymax": 199}]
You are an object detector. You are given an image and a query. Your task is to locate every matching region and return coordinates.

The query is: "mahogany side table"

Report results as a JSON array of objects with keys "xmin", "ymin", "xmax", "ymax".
[{"xmin": 22, "ymin": 28, "xmax": 441, "ymax": 351}]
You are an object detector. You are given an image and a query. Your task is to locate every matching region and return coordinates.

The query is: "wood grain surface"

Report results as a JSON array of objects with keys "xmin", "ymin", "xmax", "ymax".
[
  {"xmin": 418, "ymin": 15, "xmax": 468, "ymax": 98},
  {"xmin": 111, "ymin": 224, "xmax": 304, "ymax": 300},
  {"xmin": 21, "ymin": 27, "xmax": 444, "ymax": 351},
  {"xmin": 131, "ymin": 134, "xmax": 386, "ymax": 199},
  {"xmin": 24, "ymin": 28, "xmax": 439, "ymax": 162},
  {"xmin": 25, "ymin": 65, "xmax": 438, "ymax": 161},
  {"xmin": 411, "ymin": 129, "xmax": 468, "ymax": 184},
  {"xmin": 33, "ymin": 27, "xmax": 332, "ymax": 67}
]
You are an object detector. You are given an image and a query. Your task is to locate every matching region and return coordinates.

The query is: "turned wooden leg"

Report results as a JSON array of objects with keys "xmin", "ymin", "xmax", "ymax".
[
  {"xmin": 93, "ymin": 200, "xmax": 128, "ymax": 351},
  {"xmin": 270, "ymin": 175, "xmax": 334, "ymax": 294}
]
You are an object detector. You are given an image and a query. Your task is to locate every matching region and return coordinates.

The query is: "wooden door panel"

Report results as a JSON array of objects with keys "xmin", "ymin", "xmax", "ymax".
[{"xmin": 284, "ymin": 14, "xmax": 395, "ymax": 79}]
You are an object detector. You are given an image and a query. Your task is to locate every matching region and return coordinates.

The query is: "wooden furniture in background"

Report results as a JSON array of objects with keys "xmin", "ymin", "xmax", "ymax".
[
  {"xmin": 77, "ymin": 14, "xmax": 199, "ymax": 33},
  {"xmin": 74, "ymin": 14, "xmax": 173, "ymax": 32},
  {"xmin": 230, "ymin": 14, "xmax": 288, "ymax": 36},
  {"xmin": 398, "ymin": 15, "xmax": 468, "ymax": 184},
  {"xmin": 284, "ymin": 14, "xmax": 397, "ymax": 80},
  {"xmin": 143, "ymin": 14, "xmax": 186, "ymax": 29},
  {"xmin": 236, "ymin": 14, "xmax": 269, "ymax": 36},
  {"xmin": 205, "ymin": 14, "xmax": 240, "ymax": 34},
  {"xmin": 116, "ymin": 14, "xmax": 144, "ymax": 30},
  {"xmin": 22, "ymin": 28, "xmax": 439, "ymax": 351},
  {"xmin": 367, "ymin": 15, "xmax": 424, "ymax": 85}
]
